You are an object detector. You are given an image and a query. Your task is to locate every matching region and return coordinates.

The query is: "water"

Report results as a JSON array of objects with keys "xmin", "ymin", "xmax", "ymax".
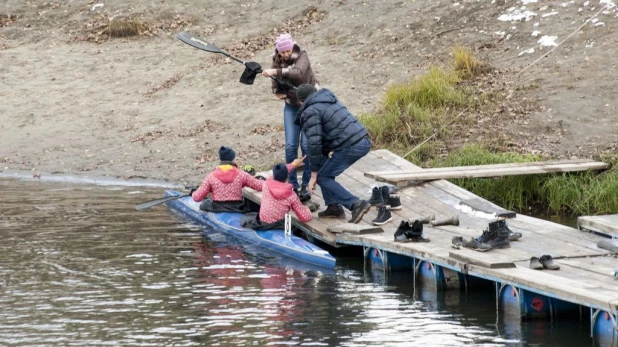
[{"xmin": 0, "ymin": 179, "xmax": 593, "ymax": 346}]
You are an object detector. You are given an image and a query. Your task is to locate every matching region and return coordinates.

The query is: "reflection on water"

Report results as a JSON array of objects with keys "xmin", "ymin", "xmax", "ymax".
[{"xmin": 0, "ymin": 179, "xmax": 592, "ymax": 346}]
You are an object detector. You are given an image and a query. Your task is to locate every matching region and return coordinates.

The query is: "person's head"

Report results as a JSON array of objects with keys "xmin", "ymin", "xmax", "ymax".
[
  {"xmin": 275, "ymin": 33, "xmax": 295, "ymax": 61},
  {"xmin": 272, "ymin": 163, "xmax": 288, "ymax": 183},
  {"xmin": 218, "ymin": 146, "xmax": 236, "ymax": 164},
  {"xmin": 296, "ymin": 84, "xmax": 316, "ymax": 103}
]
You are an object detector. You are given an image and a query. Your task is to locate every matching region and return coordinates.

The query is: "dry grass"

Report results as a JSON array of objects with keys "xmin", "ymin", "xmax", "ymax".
[{"xmin": 106, "ymin": 18, "xmax": 146, "ymax": 38}]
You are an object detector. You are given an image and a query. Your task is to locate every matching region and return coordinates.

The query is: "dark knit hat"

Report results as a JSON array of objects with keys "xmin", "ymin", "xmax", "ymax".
[
  {"xmin": 296, "ymin": 84, "xmax": 316, "ymax": 102},
  {"xmin": 218, "ymin": 146, "xmax": 236, "ymax": 162},
  {"xmin": 272, "ymin": 163, "xmax": 288, "ymax": 182}
]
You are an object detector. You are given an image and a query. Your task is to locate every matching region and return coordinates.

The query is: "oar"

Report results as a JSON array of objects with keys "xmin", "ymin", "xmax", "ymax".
[{"xmin": 135, "ymin": 194, "xmax": 190, "ymax": 211}]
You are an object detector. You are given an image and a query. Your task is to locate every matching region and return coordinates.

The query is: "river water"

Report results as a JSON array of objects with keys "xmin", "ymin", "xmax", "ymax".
[{"xmin": 0, "ymin": 178, "xmax": 593, "ymax": 346}]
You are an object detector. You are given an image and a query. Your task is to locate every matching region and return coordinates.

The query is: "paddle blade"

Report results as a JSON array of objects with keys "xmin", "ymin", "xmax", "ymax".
[
  {"xmin": 135, "ymin": 194, "xmax": 190, "ymax": 211},
  {"xmin": 176, "ymin": 32, "xmax": 223, "ymax": 54}
]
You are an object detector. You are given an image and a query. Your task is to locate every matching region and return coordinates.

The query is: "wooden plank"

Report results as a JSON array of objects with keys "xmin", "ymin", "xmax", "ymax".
[
  {"xmin": 551, "ymin": 255, "xmax": 618, "ymax": 277},
  {"xmin": 370, "ymin": 161, "xmax": 609, "ymax": 183},
  {"xmin": 460, "ymin": 197, "xmax": 516, "ymax": 219},
  {"xmin": 449, "ymin": 250, "xmax": 516, "ymax": 269},
  {"xmin": 365, "ymin": 159, "xmax": 597, "ymax": 178},
  {"xmin": 578, "ymin": 215, "xmax": 618, "ymax": 238},
  {"xmin": 328, "ymin": 223, "xmax": 384, "ymax": 235}
]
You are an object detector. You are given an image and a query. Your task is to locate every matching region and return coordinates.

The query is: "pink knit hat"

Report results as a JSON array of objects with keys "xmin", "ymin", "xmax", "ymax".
[{"xmin": 275, "ymin": 33, "xmax": 295, "ymax": 52}]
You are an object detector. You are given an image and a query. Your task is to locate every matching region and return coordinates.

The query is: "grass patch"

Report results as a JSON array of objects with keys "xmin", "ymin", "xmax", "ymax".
[
  {"xmin": 106, "ymin": 18, "xmax": 146, "ymax": 38},
  {"xmin": 452, "ymin": 44, "xmax": 489, "ymax": 79},
  {"xmin": 434, "ymin": 145, "xmax": 618, "ymax": 215}
]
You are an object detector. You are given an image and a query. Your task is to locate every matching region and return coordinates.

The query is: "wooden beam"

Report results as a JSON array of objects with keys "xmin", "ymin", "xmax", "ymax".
[{"xmin": 365, "ymin": 160, "xmax": 608, "ymax": 183}]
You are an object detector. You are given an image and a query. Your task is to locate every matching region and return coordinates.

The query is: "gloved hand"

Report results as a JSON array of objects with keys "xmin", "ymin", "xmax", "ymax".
[
  {"xmin": 186, "ymin": 185, "xmax": 198, "ymax": 196},
  {"xmin": 255, "ymin": 175, "xmax": 266, "ymax": 181}
]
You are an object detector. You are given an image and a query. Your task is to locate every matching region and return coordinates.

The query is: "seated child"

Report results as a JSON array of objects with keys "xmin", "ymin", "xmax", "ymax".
[
  {"xmin": 241, "ymin": 159, "xmax": 312, "ymax": 231},
  {"xmin": 191, "ymin": 146, "xmax": 263, "ymax": 213}
]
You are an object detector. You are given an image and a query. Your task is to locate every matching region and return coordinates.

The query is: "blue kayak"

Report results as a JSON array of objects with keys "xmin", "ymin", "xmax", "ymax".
[{"xmin": 164, "ymin": 190, "xmax": 336, "ymax": 268}]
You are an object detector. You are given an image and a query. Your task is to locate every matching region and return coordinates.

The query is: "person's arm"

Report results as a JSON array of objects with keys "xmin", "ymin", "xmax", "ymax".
[
  {"xmin": 301, "ymin": 110, "xmax": 323, "ymax": 173},
  {"xmin": 241, "ymin": 171, "xmax": 265, "ymax": 192},
  {"xmin": 192, "ymin": 176, "xmax": 212, "ymax": 202},
  {"xmin": 290, "ymin": 195, "xmax": 312, "ymax": 222},
  {"xmin": 281, "ymin": 51, "xmax": 310, "ymax": 81}
]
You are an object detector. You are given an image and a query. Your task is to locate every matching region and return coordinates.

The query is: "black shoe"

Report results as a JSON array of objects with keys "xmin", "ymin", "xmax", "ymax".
[
  {"xmin": 489, "ymin": 219, "xmax": 522, "ymax": 241},
  {"xmin": 394, "ymin": 221, "xmax": 412, "ymax": 241},
  {"xmin": 298, "ymin": 186, "xmax": 311, "ymax": 202},
  {"xmin": 539, "ymin": 255, "xmax": 560, "ymax": 270},
  {"xmin": 485, "ymin": 220, "xmax": 511, "ymax": 250},
  {"xmin": 381, "ymin": 186, "xmax": 390, "ymax": 203},
  {"xmin": 388, "ymin": 194, "xmax": 402, "ymax": 210},
  {"xmin": 530, "ymin": 257, "xmax": 544, "ymax": 270},
  {"xmin": 349, "ymin": 200, "xmax": 371, "ymax": 224},
  {"xmin": 372, "ymin": 205, "xmax": 392, "ymax": 226},
  {"xmin": 318, "ymin": 204, "xmax": 345, "ymax": 219},
  {"xmin": 368, "ymin": 187, "xmax": 384, "ymax": 206}
]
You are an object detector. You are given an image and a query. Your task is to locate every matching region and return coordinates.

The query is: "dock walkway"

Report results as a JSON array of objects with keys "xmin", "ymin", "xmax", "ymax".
[{"xmin": 243, "ymin": 149, "xmax": 618, "ymax": 342}]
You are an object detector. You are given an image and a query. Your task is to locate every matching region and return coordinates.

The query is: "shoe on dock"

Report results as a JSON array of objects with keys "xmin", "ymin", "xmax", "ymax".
[
  {"xmin": 539, "ymin": 255, "xmax": 560, "ymax": 270},
  {"xmin": 349, "ymin": 200, "xmax": 371, "ymax": 224},
  {"xmin": 372, "ymin": 205, "xmax": 392, "ymax": 226},
  {"xmin": 529, "ymin": 256, "xmax": 544, "ymax": 270},
  {"xmin": 388, "ymin": 194, "xmax": 402, "ymax": 211},
  {"xmin": 368, "ymin": 187, "xmax": 384, "ymax": 206},
  {"xmin": 318, "ymin": 204, "xmax": 346, "ymax": 219}
]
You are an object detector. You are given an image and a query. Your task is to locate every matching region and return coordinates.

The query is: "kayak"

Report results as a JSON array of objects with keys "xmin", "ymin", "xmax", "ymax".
[{"xmin": 164, "ymin": 190, "xmax": 336, "ymax": 268}]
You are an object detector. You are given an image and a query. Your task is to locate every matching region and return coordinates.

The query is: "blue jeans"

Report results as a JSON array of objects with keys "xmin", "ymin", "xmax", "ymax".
[
  {"xmin": 283, "ymin": 103, "xmax": 310, "ymax": 189},
  {"xmin": 317, "ymin": 137, "xmax": 371, "ymax": 210}
]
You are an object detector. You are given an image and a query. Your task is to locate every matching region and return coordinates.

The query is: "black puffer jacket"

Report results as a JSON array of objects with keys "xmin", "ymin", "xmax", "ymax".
[{"xmin": 296, "ymin": 89, "xmax": 368, "ymax": 172}]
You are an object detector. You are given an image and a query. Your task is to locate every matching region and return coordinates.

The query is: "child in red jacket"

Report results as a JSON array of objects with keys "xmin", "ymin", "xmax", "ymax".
[
  {"xmin": 241, "ymin": 159, "xmax": 312, "ymax": 230},
  {"xmin": 192, "ymin": 146, "xmax": 263, "ymax": 212}
]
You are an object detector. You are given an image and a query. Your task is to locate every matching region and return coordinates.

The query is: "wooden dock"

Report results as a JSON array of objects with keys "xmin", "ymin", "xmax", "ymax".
[
  {"xmin": 578, "ymin": 214, "xmax": 618, "ymax": 239},
  {"xmin": 243, "ymin": 149, "xmax": 618, "ymax": 343},
  {"xmin": 365, "ymin": 159, "xmax": 609, "ymax": 186}
]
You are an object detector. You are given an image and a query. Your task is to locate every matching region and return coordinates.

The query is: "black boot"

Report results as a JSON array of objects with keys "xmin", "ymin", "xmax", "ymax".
[
  {"xmin": 408, "ymin": 219, "xmax": 430, "ymax": 242},
  {"xmin": 394, "ymin": 221, "xmax": 412, "ymax": 241},
  {"xmin": 372, "ymin": 205, "xmax": 392, "ymax": 226},
  {"xmin": 490, "ymin": 219, "xmax": 522, "ymax": 241},
  {"xmin": 298, "ymin": 185, "xmax": 311, "ymax": 202},
  {"xmin": 485, "ymin": 220, "xmax": 511, "ymax": 250},
  {"xmin": 368, "ymin": 187, "xmax": 384, "ymax": 206},
  {"xmin": 381, "ymin": 186, "xmax": 390, "ymax": 204},
  {"xmin": 388, "ymin": 194, "xmax": 402, "ymax": 211},
  {"xmin": 318, "ymin": 204, "xmax": 345, "ymax": 219},
  {"xmin": 539, "ymin": 255, "xmax": 560, "ymax": 270},
  {"xmin": 349, "ymin": 199, "xmax": 371, "ymax": 224}
]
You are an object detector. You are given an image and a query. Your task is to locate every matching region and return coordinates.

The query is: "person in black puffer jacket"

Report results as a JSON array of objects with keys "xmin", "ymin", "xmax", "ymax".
[{"xmin": 295, "ymin": 84, "xmax": 372, "ymax": 224}]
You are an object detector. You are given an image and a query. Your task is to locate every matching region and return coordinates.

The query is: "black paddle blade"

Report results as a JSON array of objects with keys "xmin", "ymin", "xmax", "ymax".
[
  {"xmin": 135, "ymin": 194, "xmax": 190, "ymax": 211},
  {"xmin": 239, "ymin": 61, "xmax": 263, "ymax": 85},
  {"xmin": 176, "ymin": 32, "xmax": 224, "ymax": 54}
]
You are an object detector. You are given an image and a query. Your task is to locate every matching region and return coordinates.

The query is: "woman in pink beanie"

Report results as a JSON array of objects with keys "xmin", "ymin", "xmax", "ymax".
[{"xmin": 261, "ymin": 33, "xmax": 319, "ymax": 203}]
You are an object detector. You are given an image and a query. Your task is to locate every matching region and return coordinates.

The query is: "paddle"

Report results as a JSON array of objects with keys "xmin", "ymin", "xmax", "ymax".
[
  {"xmin": 175, "ymin": 31, "xmax": 297, "ymax": 90},
  {"xmin": 135, "ymin": 194, "xmax": 190, "ymax": 211}
]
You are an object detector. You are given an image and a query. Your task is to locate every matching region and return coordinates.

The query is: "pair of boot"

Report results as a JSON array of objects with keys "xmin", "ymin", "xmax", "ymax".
[
  {"xmin": 368, "ymin": 186, "xmax": 402, "ymax": 210},
  {"xmin": 369, "ymin": 186, "xmax": 402, "ymax": 226},
  {"xmin": 451, "ymin": 219, "xmax": 512, "ymax": 252},
  {"xmin": 317, "ymin": 199, "xmax": 371, "ymax": 224},
  {"xmin": 530, "ymin": 255, "xmax": 560, "ymax": 270},
  {"xmin": 394, "ymin": 220, "xmax": 430, "ymax": 242}
]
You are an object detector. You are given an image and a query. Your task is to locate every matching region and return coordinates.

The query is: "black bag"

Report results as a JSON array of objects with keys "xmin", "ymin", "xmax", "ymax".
[{"xmin": 239, "ymin": 61, "xmax": 263, "ymax": 85}]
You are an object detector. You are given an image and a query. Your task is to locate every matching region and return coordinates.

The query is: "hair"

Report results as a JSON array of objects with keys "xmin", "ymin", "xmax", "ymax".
[{"xmin": 272, "ymin": 44, "xmax": 301, "ymax": 69}]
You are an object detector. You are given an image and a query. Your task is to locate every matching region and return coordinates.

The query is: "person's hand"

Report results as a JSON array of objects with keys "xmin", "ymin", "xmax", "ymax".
[
  {"xmin": 291, "ymin": 155, "xmax": 306, "ymax": 169},
  {"xmin": 274, "ymin": 94, "xmax": 287, "ymax": 99},
  {"xmin": 308, "ymin": 172, "xmax": 318, "ymax": 194},
  {"xmin": 262, "ymin": 69, "xmax": 277, "ymax": 77}
]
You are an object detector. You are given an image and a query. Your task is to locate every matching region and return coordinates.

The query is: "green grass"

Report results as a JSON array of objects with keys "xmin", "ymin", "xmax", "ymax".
[{"xmin": 434, "ymin": 145, "xmax": 618, "ymax": 215}]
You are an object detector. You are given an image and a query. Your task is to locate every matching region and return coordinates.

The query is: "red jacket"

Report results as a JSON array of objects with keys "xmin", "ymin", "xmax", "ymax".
[
  {"xmin": 192, "ymin": 165, "xmax": 263, "ymax": 202},
  {"xmin": 258, "ymin": 165, "xmax": 312, "ymax": 223}
]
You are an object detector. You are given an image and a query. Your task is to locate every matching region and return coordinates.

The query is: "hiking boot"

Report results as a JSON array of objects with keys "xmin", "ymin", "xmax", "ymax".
[
  {"xmin": 388, "ymin": 194, "xmax": 402, "ymax": 211},
  {"xmin": 530, "ymin": 257, "xmax": 544, "ymax": 270},
  {"xmin": 318, "ymin": 204, "xmax": 345, "ymax": 219},
  {"xmin": 368, "ymin": 187, "xmax": 384, "ymax": 206},
  {"xmin": 490, "ymin": 219, "xmax": 522, "ymax": 242},
  {"xmin": 394, "ymin": 221, "xmax": 412, "ymax": 241},
  {"xmin": 539, "ymin": 255, "xmax": 560, "ymax": 270},
  {"xmin": 476, "ymin": 228, "xmax": 497, "ymax": 243},
  {"xmin": 451, "ymin": 236, "xmax": 466, "ymax": 248},
  {"xmin": 296, "ymin": 186, "xmax": 311, "ymax": 203},
  {"xmin": 381, "ymin": 186, "xmax": 390, "ymax": 203},
  {"xmin": 408, "ymin": 220, "xmax": 430, "ymax": 242},
  {"xmin": 349, "ymin": 200, "xmax": 371, "ymax": 224},
  {"xmin": 372, "ymin": 205, "xmax": 392, "ymax": 226},
  {"xmin": 484, "ymin": 220, "xmax": 511, "ymax": 250},
  {"xmin": 464, "ymin": 238, "xmax": 492, "ymax": 251}
]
